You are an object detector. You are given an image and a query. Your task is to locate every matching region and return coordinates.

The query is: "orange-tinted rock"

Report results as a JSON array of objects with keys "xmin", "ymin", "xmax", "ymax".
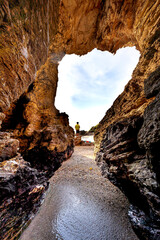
[
  {"xmin": 0, "ymin": 0, "xmax": 60, "ymax": 112},
  {"xmin": 0, "ymin": 137, "xmax": 19, "ymax": 161},
  {"xmin": 0, "ymin": 113, "xmax": 5, "ymax": 129},
  {"xmin": 74, "ymin": 135, "xmax": 82, "ymax": 145}
]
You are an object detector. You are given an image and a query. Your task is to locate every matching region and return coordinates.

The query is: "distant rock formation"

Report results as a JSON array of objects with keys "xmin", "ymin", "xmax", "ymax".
[
  {"xmin": 0, "ymin": 0, "xmax": 159, "ymax": 239},
  {"xmin": 74, "ymin": 135, "xmax": 82, "ymax": 146}
]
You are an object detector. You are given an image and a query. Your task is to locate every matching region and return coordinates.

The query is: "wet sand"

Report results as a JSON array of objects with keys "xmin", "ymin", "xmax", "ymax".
[{"xmin": 20, "ymin": 146, "xmax": 138, "ymax": 240}]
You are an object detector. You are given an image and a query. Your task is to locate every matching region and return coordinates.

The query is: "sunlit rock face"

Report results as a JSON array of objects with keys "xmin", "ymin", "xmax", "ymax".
[
  {"xmin": 0, "ymin": 0, "xmax": 74, "ymax": 165},
  {"xmin": 0, "ymin": 1, "xmax": 74, "ymax": 238},
  {"xmin": 0, "ymin": 0, "xmax": 160, "ymax": 239},
  {"xmin": 0, "ymin": 0, "xmax": 59, "ymax": 111}
]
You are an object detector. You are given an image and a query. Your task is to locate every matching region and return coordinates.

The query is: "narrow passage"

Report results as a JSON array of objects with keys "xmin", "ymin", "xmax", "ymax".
[{"xmin": 20, "ymin": 146, "xmax": 138, "ymax": 240}]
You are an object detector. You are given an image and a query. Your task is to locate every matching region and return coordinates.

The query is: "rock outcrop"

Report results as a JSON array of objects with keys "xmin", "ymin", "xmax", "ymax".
[
  {"xmin": 0, "ymin": 132, "xmax": 47, "ymax": 240},
  {"xmin": 0, "ymin": 0, "xmax": 160, "ymax": 239}
]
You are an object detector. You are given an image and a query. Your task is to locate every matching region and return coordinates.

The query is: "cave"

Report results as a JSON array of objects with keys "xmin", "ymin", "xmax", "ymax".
[{"xmin": 0, "ymin": 0, "xmax": 159, "ymax": 239}]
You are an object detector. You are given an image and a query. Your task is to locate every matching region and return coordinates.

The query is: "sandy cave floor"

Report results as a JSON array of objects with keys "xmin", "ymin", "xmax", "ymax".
[{"xmin": 20, "ymin": 146, "xmax": 138, "ymax": 240}]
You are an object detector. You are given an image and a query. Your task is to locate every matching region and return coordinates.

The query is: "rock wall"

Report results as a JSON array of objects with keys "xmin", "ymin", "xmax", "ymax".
[
  {"xmin": 0, "ymin": 0, "xmax": 160, "ymax": 239},
  {"xmin": 94, "ymin": 1, "xmax": 160, "ymax": 238},
  {"xmin": 0, "ymin": 1, "xmax": 74, "ymax": 238},
  {"xmin": 0, "ymin": 131, "xmax": 47, "ymax": 240},
  {"xmin": 0, "ymin": 0, "xmax": 59, "ymax": 111}
]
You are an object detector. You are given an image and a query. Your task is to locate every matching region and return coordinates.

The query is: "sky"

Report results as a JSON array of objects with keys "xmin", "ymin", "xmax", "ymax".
[{"xmin": 55, "ymin": 47, "xmax": 140, "ymax": 131}]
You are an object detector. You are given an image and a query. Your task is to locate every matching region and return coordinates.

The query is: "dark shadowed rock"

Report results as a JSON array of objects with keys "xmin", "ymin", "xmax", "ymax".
[
  {"xmin": 144, "ymin": 67, "xmax": 160, "ymax": 99},
  {"xmin": 0, "ymin": 133, "xmax": 48, "ymax": 240},
  {"xmin": 96, "ymin": 114, "xmax": 160, "ymax": 239},
  {"xmin": 0, "ymin": 138, "xmax": 19, "ymax": 161}
]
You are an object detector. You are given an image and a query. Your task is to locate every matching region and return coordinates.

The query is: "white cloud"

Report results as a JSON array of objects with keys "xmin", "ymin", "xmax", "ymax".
[{"xmin": 55, "ymin": 47, "xmax": 140, "ymax": 131}]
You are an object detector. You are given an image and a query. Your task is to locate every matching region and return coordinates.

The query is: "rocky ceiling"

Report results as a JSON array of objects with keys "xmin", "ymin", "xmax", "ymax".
[{"xmin": 0, "ymin": 0, "xmax": 160, "ymax": 239}]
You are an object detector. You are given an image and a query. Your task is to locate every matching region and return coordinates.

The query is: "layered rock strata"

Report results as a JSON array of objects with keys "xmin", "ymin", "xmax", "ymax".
[
  {"xmin": 96, "ymin": 114, "xmax": 160, "ymax": 239},
  {"xmin": 94, "ymin": 2, "xmax": 160, "ymax": 237},
  {"xmin": 0, "ymin": 1, "xmax": 74, "ymax": 238},
  {"xmin": 0, "ymin": 129, "xmax": 73, "ymax": 239},
  {"xmin": 0, "ymin": 132, "xmax": 47, "ymax": 240},
  {"xmin": 0, "ymin": 0, "xmax": 160, "ymax": 239}
]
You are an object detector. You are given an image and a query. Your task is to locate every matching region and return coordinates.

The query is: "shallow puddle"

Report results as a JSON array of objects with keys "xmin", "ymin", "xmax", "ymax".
[
  {"xmin": 52, "ymin": 185, "xmax": 114, "ymax": 240},
  {"xmin": 20, "ymin": 146, "xmax": 138, "ymax": 240}
]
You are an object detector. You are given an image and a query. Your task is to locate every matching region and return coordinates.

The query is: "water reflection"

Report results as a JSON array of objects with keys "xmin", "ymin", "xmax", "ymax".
[
  {"xmin": 52, "ymin": 185, "xmax": 112, "ymax": 240},
  {"xmin": 20, "ymin": 147, "xmax": 137, "ymax": 240}
]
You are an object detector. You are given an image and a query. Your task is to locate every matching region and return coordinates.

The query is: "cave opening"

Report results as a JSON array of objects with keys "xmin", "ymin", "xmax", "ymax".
[
  {"xmin": 55, "ymin": 47, "xmax": 140, "ymax": 132},
  {"xmin": 0, "ymin": 1, "xmax": 159, "ymax": 239}
]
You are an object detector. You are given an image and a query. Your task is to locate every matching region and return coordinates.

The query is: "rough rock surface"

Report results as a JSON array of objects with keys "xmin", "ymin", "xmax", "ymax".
[
  {"xmin": 96, "ymin": 115, "xmax": 160, "ymax": 239},
  {"xmin": 0, "ymin": 131, "xmax": 73, "ymax": 239},
  {"xmin": 74, "ymin": 135, "xmax": 82, "ymax": 146},
  {"xmin": 0, "ymin": 0, "xmax": 160, "ymax": 239},
  {"xmin": 0, "ymin": 132, "xmax": 48, "ymax": 240}
]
